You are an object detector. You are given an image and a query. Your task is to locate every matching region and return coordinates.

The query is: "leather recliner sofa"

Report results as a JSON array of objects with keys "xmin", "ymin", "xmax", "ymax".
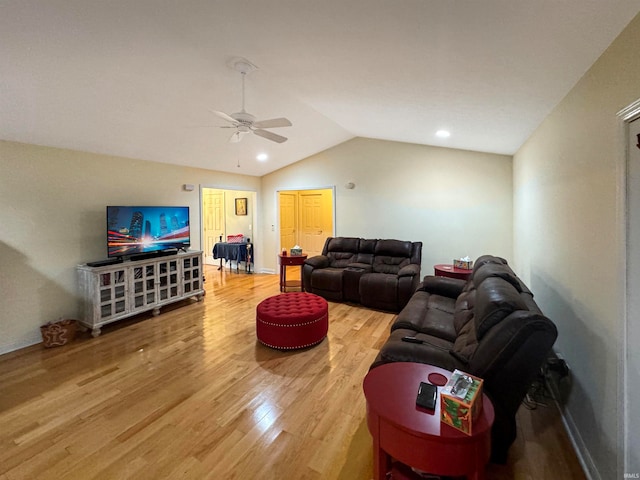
[
  {"xmin": 370, "ymin": 255, "xmax": 558, "ymax": 463},
  {"xmin": 302, "ymin": 237, "xmax": 422, "ymax": 312}
]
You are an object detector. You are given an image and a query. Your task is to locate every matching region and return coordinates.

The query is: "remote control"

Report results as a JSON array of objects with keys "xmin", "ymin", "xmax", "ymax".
[{"xmin": 401, "ymin": 336, "xmax": 424, "ymax": 344}]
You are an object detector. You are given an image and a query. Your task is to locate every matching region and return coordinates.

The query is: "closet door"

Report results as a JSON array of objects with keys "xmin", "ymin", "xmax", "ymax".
[
  {"xmin": 298, "ymin": 189, "xmax": 333, "ymax": 258},
  {"xmin": 279, "ymin": 191, "xmax": 297, "ymax": 251}
]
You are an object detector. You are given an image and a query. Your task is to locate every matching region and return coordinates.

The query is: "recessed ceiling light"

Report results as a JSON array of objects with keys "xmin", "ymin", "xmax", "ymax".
[
  {"xmin": 256, "ymin": 153, "xmax": 268, "ymax": 161},
  {"xmin": 436, "ymin": 130, "xmax": 451, "ymax": 138}
]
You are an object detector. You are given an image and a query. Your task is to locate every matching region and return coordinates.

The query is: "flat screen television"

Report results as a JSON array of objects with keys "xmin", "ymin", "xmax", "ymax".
[{"xmin": 106, "ymin": 206, "xmax": 190, "ymax": 258}]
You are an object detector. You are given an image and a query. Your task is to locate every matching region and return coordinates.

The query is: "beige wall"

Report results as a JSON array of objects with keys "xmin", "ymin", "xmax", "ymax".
[
  {"xmin": 261, "ymin": 137, "xmax": 513, "ymax": 276},
  {"xmin": 0, "ymin": 140, "xmax": 260, "ymax": 354},
  {"xmin": 514, "ymin": 13, "xmax": 640, "ymax": 478}
]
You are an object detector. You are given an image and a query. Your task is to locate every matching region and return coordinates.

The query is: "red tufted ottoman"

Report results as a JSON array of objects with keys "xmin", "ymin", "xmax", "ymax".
[{"xmin": 256, "ymin": 292, "xmax": 329, "ymax": 350}]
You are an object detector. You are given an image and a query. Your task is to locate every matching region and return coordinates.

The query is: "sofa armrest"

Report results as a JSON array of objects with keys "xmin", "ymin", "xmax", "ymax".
[
  {"xmin": 398, "ymin": 264, "xmax": 420, "ymax": 278},
  {"xmin": 419, "ymin": 275, "xmax": 466, "ymax": 298},
  {"xmin": 304, "ymin": 255, "xmax": 329, "ymax": 269}
]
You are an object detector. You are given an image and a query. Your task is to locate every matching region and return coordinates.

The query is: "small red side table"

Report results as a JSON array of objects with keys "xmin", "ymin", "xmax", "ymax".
[
  {"xmin": 278, "ymin": 254, "xmax": 307, "ymax": 292},
  {"xmin": 363, "ymin": 362, "xmax": 494, "ymax": 480},
  {"xmin": 434, "ymin": 263, "xmax": 473, "ymax": 281}
]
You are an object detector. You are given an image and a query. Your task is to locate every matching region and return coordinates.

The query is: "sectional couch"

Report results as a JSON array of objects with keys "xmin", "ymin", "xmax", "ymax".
[
  {"xmin": 302, "ymin": 237, "xmax": 422, "ymax": 312},
  {"xmin": 370, "ymin": 255, "xmax": 558, "ymax": 463}
]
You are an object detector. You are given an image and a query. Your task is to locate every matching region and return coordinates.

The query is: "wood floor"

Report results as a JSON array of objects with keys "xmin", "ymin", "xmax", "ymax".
[{"xmin": 0, "ymin": 266, "xmax": 585, "ymax": 480}]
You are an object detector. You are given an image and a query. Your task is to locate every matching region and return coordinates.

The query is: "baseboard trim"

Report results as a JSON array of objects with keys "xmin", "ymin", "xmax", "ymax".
[
  {"xmin": 547, "ymin": 378, "xmax": 600, "ymax": 480},
  {"xmin": 0, "ymin": 333, "xmax": 41, "ymax": 357}
]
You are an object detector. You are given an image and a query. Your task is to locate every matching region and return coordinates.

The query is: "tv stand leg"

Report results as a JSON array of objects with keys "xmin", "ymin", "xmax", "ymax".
[
  {"xmin": 91, "ymin": 327, "xmax": 101, "ymax": 338},
  {"xmin": 152, "ymin": 307, "xmax": 160, "ymax": 316}
]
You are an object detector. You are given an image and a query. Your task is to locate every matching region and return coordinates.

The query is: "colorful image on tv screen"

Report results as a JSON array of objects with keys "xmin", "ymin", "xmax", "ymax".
[{"xmin": 107, "ymin": 206, "xmax": 190, "ymax": 257}]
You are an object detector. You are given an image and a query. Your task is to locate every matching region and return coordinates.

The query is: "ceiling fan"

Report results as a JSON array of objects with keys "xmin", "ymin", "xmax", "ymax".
[{"xmin": 214, "ymin": 60, "xmax": 292, "ymax": 144}]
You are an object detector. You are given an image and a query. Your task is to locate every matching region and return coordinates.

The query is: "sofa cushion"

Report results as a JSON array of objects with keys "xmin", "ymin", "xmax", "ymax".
[
  {"xmin": 370, "ymin": 239, "xmax": 412, "ymax": 274},
  {"xmin": 327, "ymin": 251, "xmax": 357, "ymax": 268},
  {"xmin": 473, "ymin": 263, "xmax": 523, "ymax": 292},
  {"xmin": 310, "ymin": 268, "xmax": 344, "ymax": 292},
  {"xmin": 473, "ymin": 255, "xmax": 507, "ymax": 274},
  {"xmin": 453, "ymin": 288, "xmax": 476, "ymax": 334},
  {"xmin": 451, "ymin": 318, "xmax": 478, "ymax": 364},
  {"xmin": 373, "ymin": 256, "xmax": 410, "ymax": 274},
  {"xmin": 325, "ymin": 236, "xmax": 360, "ymax": 253},
  {"xmin": 474, "ymin": 278, "xmax": 527, "ymax": 339},
  {"xmin": 325, "ymin": 237, "xmax": 359, "ymax": 267},
  {"xmin": 391, "ymin": 291, "xmax": 457, "ymax": 342},
  {"xmin": 376, "ymin": 329, "xmax": 460, "ymax": 372},
  {"xmin": 420, "ymin": 275, "xmax": 466, "ymax": 298},
  {"xmin": 358, "ymin": 238, "xmax": 378, "ymax": 253},
  {"xmin": 359, "ymin": 272, "xmax": 399, "ymax": 309}
]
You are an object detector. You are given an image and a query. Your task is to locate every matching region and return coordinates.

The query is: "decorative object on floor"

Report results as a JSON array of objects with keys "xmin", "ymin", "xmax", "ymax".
[
  {"xmin": 40, "ymin": 319, "xmax": 77, "ymax": 347},
  {"xmin": 256, "ymin": 292, "xmax": 328, "ymax": 350}
]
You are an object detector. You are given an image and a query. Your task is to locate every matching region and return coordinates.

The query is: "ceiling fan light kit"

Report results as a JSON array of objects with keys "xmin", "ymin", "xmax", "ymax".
[{"xmin": 214, "ymin": 58, "xmax": 292, "ymax": 144}]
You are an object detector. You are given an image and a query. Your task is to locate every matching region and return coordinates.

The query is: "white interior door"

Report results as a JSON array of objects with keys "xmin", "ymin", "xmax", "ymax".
[{"xmin": 203, "ymin": 189, "xmax": 225, "ymax": 265}]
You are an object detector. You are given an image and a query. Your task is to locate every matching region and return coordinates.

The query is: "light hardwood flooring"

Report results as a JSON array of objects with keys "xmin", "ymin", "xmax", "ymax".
[{"xmin": 0, "ymin": 266, "xmax": 585, "ymax": 479}]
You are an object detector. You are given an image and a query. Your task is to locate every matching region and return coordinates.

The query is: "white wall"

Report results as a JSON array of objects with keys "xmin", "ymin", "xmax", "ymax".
[
  {"xmin": 223, "ymin": 189, "xmax": 256, "ymax": 241},
  {"xmin": 513, "ymin": 12, "xmax": 640, "ymax": 479},
  {"xmin": 0, "ymin": 140, "xmax": 260, "ymax": 354},
  {"xmin": 261, "ymin": 137, "xmax": 513, "ymax": 276}
]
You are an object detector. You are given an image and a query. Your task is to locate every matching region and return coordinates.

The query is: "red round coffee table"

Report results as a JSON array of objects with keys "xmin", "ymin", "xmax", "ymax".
[{"xmin": 363, "ymin": 362, "xmax": 494, "ymax": 480}]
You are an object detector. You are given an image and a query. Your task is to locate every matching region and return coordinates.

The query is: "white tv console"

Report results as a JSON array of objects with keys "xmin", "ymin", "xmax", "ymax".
[{"xmin": 77, "ymin": 250, "xmax": 204, "ymax": 337}]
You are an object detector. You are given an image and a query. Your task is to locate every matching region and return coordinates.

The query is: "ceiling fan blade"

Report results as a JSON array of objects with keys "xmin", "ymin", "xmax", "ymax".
[
  {"xmin": 254, "ymin": 129, "xmax": 287, "ymax": 143},
  {"xmin": 213, "ymin": 110, "xmax": 238, "ymax": 124},
  {"xmin": 253, "ymin": 117, "xmax": 292, "ymax": 129}
]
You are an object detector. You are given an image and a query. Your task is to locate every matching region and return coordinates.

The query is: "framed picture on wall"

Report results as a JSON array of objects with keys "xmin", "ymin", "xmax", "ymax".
[{"xmin": 235, "ymin": 197, "xmax": 248, "ymax": 216}]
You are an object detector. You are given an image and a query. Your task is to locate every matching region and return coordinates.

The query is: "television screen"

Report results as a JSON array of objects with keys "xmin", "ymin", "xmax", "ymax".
[{"xmin": 107, "ymin": 206, "xmax": 190, "ymax": 258}]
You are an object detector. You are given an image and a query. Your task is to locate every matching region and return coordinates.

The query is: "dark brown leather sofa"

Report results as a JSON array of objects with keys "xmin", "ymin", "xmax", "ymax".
[
  {"xmin": 370, "ymin": 255, "xmax": 558, "ymax": 463},
  {"xmin": 302, "ymin": 237, "xmax": 422, "ymax": 311}
]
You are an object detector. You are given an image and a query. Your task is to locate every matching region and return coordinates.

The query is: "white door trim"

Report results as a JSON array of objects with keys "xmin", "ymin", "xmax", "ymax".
[{"xmin": 616, "ymin": 98, "xmax": 640, "ymax": 476}]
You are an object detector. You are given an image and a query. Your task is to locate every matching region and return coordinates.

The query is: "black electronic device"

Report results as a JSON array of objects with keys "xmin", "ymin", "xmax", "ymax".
[
  {"xmin": 86, "ymin": 258, "xmax": 124, "ymax": 267},
  {"xmin": 402, "ymin": 336, "xmax": 424, "ymax": 344},
  {"xmin": 416, "ymin": 381, "xmax": 438, "ymax": 410},
  {"xmin": 106, "ymin": 206, "xmax": 190, "ymax": 259}
]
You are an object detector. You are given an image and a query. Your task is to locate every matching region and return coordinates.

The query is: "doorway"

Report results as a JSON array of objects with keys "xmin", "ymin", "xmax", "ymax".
[
  {"xmin": 202, "ymin": 187, "xmax": 256, "ymax": 265},
  {"xmin": 278, "ymin": 188, "xmax": 334, "ymax": 258}
]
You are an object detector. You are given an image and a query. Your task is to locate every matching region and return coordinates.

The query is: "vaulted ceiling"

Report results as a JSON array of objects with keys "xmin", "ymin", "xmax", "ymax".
[{"xmin": 2, "ymin": 1, "xmax": 639, "ymax": 176}]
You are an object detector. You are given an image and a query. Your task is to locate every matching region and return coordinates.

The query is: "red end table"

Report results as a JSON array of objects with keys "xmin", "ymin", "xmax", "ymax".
[
  {"xmin": 434, "ymin": 263, "xmax": 473, "ymax": 281},
  {"xmin": 278, "ymin": 253, "xmax": 307, "ymax": 292},
  {"xmin": 363, "ymin": 362, "xmax": 494, "ymax": 480}
]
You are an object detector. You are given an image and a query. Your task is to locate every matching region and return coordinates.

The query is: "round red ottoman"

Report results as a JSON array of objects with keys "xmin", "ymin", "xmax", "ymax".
[{"xmin": 256, "ymin": 292, "xmax": 329, "ymax": 350}]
